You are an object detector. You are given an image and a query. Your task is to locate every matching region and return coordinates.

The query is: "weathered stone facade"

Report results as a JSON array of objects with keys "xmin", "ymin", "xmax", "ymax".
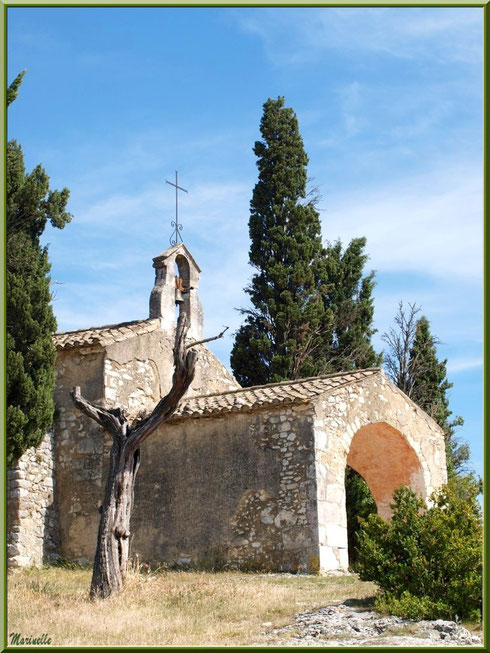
[
  {"xmin": 126, "ymin": 369, "xmax": 446, "ymax": 573},
  {"xmin": 7, "ymin": 243, "xmax": 447, "ymax": 571},
  {"xmin": 131, "ymin": 401, "xmax": 319, "ymax": 572}
]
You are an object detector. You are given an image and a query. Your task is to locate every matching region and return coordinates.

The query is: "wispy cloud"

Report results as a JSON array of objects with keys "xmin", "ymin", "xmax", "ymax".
[
  {"xmin": 446, "ymin": 357, "xmax": 483, "ymax": 375},
  {"xmin": 338, "ymin": 81, "xmax": 364, "ymax": 137},
  {"xmin": 322, "ymin": 161, "xmax": 482, "ymax": 283},
  {"xmin": 237, "ymin": 8, "xmax": 482, "ymax": 66}
]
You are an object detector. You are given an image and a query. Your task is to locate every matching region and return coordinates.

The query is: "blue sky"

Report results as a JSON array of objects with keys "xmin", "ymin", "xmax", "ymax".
[{"xmin": 7, "ymin": 7, "xmax": 483, "ymax": 476}]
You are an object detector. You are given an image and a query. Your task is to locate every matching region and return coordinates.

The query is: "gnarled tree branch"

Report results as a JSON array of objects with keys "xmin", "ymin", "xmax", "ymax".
[
  {"xmin": 185, "ymin": 325, "xmax": 229, "ymax": 350},
  {"xmin": 70, "ymin": 387, "xmax": 126, "ymax": 437}
]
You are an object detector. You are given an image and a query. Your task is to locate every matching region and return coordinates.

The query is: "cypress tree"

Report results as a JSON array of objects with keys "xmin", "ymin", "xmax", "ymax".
[
  {"xmin": 319, "ymin": 238, "xmax": 381, "ymax": 372},
  {"xmin": 230, "ymin": 97, "xmax": 327, "ymax": 386},
  {"xmin": 408, "ymin": 316, "xmax": 467, "ymax": 477},
  {"xmin": 382, "ymin": 305, "xmax": 470, "ymax": 479},
  {"xmin": 7, "ymin": 75, "xmax": 72, "ymax": 466},
  {"xmin": 231, "ymin": 97, "xmax": 381, "ymax": 387}
]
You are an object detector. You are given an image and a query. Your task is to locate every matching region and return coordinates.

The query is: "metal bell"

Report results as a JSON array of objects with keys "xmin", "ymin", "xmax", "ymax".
[{"xmin": 175, "ymin": 288, "xmax": 184, "ymax": 304}]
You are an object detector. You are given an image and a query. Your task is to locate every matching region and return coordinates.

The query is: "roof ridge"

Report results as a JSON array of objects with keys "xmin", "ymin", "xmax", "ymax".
[
  {"xmin": 54, "ymin": 318, "xmax": 158, "ymax": 338},
  {"xmin": 186, "ymin": 367, "xmax": 381, "ymax": 401},
  {"xmin": 174, "ymin": 368, "xmax": 383, "ymax": 419}
]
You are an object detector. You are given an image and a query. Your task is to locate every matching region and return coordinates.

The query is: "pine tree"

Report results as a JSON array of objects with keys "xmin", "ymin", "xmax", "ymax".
[
  {"xmin": 231, "ymin": 97, "xmax": 381, "ymax": 387},
  {"xmin": 7, "ymin": 75, "xmax": 72, "ymax": 466}
]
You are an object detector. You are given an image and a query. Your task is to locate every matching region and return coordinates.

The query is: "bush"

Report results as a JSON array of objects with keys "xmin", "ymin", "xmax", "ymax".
[
  {"xmin": 375, "ymin": 591, "xmax": 454, "ymax": 621},
  {"xmin": 355, "ymin": 480, "xmax": 482, "ymax": 622}
]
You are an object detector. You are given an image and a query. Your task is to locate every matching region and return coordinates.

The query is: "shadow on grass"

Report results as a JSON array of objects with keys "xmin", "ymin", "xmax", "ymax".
[{"xmin": 343, "ymin": 596, "xmax": 376, "ymax": 609}]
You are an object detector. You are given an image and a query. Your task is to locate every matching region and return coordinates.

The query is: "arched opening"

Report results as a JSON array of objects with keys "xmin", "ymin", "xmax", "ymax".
[
  {"xmin": 174, "ymin": 255, "xmax": 191, "ymax": 324},
  {"xmin": 346, "ymin": 422, "xmax": 426, "ymax": 521}
]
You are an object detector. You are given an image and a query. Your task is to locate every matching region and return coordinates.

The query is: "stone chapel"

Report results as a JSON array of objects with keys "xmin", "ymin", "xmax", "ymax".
[{"xmin": 7, "ymin": 243, "xmax": 447, "ymax": 572}]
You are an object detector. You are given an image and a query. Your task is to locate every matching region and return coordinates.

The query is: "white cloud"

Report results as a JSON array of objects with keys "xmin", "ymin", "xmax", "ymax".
[{"xmin": 322, "ymin": 161, "xmax": 483, "ymax": 283}]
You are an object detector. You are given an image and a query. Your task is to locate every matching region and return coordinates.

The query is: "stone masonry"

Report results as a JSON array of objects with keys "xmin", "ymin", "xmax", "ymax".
[
  {"xmin": 7, "ymin": 431, "xmax": 59, "ymax": 567},
  {"xmin": 7, "ymin": 243, "xmax": 447, "ymax": 571},
  {"xmin": 127, "ymin": 368, "xmax": 446, "ymax": 572}
]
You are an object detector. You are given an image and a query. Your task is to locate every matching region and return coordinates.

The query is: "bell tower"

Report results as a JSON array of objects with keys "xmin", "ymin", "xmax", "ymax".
[{"xmin": 149, "ymin": 243, "xmax": 203, "ymax": 341}]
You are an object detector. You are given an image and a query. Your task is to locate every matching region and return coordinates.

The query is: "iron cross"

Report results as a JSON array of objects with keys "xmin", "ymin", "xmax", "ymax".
[{"xmin": 166, "ymin": 171, "xmax": 188, "ymax": 246}]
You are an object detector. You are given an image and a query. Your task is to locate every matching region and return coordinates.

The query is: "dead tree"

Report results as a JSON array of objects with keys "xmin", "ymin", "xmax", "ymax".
[{"xmin": 71, "ymin": 313, "xmax": 200, "ymax": 599}]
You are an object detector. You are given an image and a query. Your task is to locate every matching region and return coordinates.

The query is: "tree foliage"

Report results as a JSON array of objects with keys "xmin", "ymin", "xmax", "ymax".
[
  {"xmin": 230, "ymin": 97, "xmax": 326, "ymax": 385},
  {"xmin": 356, "ymin": 482, "xmax": 483, "ymax": 622},
  {"xmin": 318, "ymin": 238, "xmax": 380, "ymax": 373},
  {"xmin": 7, "ymin": 74, "xmax": 72, "ymax": 466},
  {"xmin": 7, "ymin": 70, "xmax": 27, "ymax": 107},
  {"xmin": 345, "ymin": 466, "xmax": 377, "ymax": 565},
  {"xmin": 409, "ymin": 315, "xmax": 467, "ymax": 477},
  {"xmin": 381, "ymin": 302, "xmax": 468, "ymax": 478},
  {"xmin": 231, "ymin": 97, "xmax": 381, "ymax": 387}
]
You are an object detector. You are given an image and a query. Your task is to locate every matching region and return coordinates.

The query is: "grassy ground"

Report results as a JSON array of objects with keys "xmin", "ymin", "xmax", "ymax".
[{"xmin": 7, "ymin": 566, "xmax": 378, "ymax": 647}]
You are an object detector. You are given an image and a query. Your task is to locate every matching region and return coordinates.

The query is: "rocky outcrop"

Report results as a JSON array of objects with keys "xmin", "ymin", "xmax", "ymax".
[{"xmin": 257, "ymin": 603, "xmax": 482, "ymax": 647}]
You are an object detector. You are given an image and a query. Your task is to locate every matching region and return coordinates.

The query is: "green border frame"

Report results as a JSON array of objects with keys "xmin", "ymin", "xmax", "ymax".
[{"xmin": 1, "ymin": 1, "xmax": 487, "ymax": 650}]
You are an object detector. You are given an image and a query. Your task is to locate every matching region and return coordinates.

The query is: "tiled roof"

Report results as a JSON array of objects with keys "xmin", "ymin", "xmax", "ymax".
[
  {"xmin": 54, "ymin": 319, "xmax": 161, "ymax": 350},
  {"xmin": 173, "ymin": 368, "xmax": 381, "ymax": 419}
]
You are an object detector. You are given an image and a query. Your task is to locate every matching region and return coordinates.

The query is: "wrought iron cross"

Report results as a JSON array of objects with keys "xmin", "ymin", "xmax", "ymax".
[{"xmin": 166, "ymin": 171, "xmax": 188, "ymax": 246}]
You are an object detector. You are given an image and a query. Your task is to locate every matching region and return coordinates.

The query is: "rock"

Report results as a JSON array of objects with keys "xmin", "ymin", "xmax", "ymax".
[{"xmin": 254, "ymin": 603, "xmax": 481, "ymax": 647}]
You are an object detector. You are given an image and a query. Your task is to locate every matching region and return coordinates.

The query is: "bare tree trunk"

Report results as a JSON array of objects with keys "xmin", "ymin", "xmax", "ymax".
[
  {"xmin": 71, "ymin": 313, "xmax": 197, "ymax": 599},
  {"xmin": 89, "ymin": 439, "xmax": 140, "ymax": 598}
]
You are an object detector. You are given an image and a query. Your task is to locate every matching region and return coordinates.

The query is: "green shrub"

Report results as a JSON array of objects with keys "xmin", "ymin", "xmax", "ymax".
[
  {"xmin": 375, "ymin": 591, "xmax": 453, "ymax": 621},
  {"xmin": 355, "ymin": 479, "xmax": 482, "ymax": 622}
]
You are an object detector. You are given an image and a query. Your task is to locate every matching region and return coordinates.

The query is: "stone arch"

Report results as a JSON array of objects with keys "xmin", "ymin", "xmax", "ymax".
[
  {"xmin": 346, "ymin": 422, "xmax": 426, "ymax": 520},
  {"xmin": 315, "ymin": 373, "xmax": 446, "ymax": 571}
]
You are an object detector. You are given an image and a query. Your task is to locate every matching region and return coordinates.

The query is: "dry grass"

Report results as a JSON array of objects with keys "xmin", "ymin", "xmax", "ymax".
[{"xmin": 7, "ymin": 566, "xmax": 378, "ymax": 647}]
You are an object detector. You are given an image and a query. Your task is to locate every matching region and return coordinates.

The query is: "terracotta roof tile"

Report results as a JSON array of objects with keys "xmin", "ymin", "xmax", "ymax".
[
  {"xmin": 173, "ymin": 368, "xmax": 381, "ymax": 420},
  {"xmin": 54, "ymin": 319, "xmax": 161, "ymax": 350}
]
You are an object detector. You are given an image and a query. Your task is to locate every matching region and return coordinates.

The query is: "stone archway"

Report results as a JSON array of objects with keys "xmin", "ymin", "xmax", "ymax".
[
  {"xmin": 315, "ymin": 371, "xmax": 447, "ymax": 572},
  {"xmin": 346, "ymin": 422, "xmax": 426, "ymax": 519}
]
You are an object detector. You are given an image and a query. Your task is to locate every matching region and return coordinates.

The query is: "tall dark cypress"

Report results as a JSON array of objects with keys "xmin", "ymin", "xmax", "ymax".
[
  {"xmin": 7, "ymin": 74, "xmax": 72, "ymax": 466},
  {"xmin": 231, "ymin": 96, "xmax": 381, "ymax": 387},
  {"xmin": 319, "ymin": 238, "xmax": 381, "ymax": 373},
  {"xmin": 409, "ymin": 316, "xmax": 467, "ymax": 477},
  {"xmin": 231, "ymin": 97, "xmax": 326, "ymax": 386}
]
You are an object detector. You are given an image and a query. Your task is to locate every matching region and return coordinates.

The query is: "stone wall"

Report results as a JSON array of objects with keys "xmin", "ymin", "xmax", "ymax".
[
  {"xmin": 51, "ymin": 329, "xmax": 239, "ymax": 564},
  {"xmin": 7, "ymin": 432, "xmax": 59, "ymax": 567},
  {"xmin": 53, "ymin": 347, "xmax": 106, "ymax": 563},
  {"xmin": 130, "ymin": 402, "xmax": 320, "ymax": 572},
  {"xmin": 55, "ymin": 401, "xmax": 322, "ymax": 572}
]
